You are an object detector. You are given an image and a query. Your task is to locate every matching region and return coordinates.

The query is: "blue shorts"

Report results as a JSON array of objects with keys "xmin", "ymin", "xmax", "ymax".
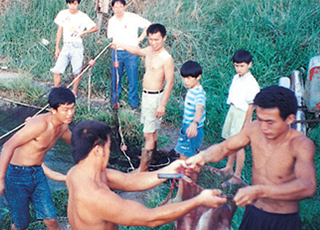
[
  {"xmin": 50, "ymin": 42, "xmax": 84, "ymax": 76},
  {"xmin": 5, "ymin": 164, "xmax": 57, "ymax": 229},
  {"xmin": 239, "ymin": 205, "xmax": 302, "ymax": 230},
  {"xmin": 174, "ymin": 124, "xmax": 204, "ymax": 158}
]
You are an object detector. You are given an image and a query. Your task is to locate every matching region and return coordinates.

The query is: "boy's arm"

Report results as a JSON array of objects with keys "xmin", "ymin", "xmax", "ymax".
[
  {"xmin": 156, "ymin": 56, "xmax": 174, "ymax": 118},
  {"xmin": 242, "ymin": 103, "xmax": 254, "ymax": 128},
  {"xmin": 187, "ymin": 105, "xmax": 204, "ymax": 138},
  {"xmin": 55, "ymin": 25, "xmax": 63, "ymax": 58},
  {"xmin": 42, "ymin": 163, "xmax": 66, "ymax": 182}
]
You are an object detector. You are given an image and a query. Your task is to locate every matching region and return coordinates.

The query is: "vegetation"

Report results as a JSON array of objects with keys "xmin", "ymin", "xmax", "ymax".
[{"xmin": 0, "ymin": 0, "xmax": 320, "ymax": 229}]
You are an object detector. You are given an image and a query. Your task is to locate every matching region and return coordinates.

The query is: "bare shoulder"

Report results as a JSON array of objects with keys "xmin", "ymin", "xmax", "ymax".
[{"xmin": 290, "ymin": 130, "xmax": 315, "ymax": 157}]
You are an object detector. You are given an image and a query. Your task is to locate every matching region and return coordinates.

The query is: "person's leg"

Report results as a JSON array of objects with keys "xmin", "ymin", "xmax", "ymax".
[
  {"xmin": 43, "ymin": 219, "xmax": 61, "ymax": 230},
  {"xmin": 175, "ymin": 154, "xmax": 188, "ymax": 200},
  {"xmin": 138, "ymin": 131, "xmax": 157, "ymax": 172},
  {"xmin": 111, "ymin": 50, "xmax": 124, "ymax": 107},
  {"xmin": 220, "ymin": 153, "xmax": 235, "ymax": 175},
  {"xmin": 53, "ymin": 73, "xmax": 62, "ymax": 88},
  {"xmin": 124, "ymin": 52, "xmax": 139, "ymax": 108},
  {"xmin": 31, "ymin": 166, "xmax": 60, "ymax": 230},
  {"xmin": 70, "ymin": 44, "xmax": 84, "ymax": 96}
]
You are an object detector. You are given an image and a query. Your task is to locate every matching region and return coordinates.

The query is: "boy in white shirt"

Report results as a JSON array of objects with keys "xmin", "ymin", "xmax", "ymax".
[
  {"xmin": 221, "ymin": 49, "xmax": 260, "ymax": 185},
  {"xmin": 51, "ymin": 0, "xmax": 99, "ymax": 96}
]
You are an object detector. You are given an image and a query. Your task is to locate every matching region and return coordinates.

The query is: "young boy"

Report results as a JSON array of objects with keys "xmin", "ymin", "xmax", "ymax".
[
  {"xmin": 174, "ymin": 60, "xmax": 206, "ymax": 199},
  {"xmin": 220, "ymin": 49, "xmax": 260, "ymax": 185},
  {"xmin": 50, "ymin": 0, "xmax": 99, "ymax": 96}
]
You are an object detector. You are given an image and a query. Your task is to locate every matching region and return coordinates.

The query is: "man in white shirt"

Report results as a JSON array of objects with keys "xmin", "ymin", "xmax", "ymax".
[
  {"xmin": 51, "ymin": 0, "xmax": 99, "ymax": 96},
  {"xmin": 108, "ymin": 0, "xmax": 151, "ymax": 110}
]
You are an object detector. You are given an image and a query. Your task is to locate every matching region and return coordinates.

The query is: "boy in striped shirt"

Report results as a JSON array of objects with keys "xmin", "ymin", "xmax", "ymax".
[{"xmin": 174, "ymin": 60, "xmax": 206, "ymax": 200}]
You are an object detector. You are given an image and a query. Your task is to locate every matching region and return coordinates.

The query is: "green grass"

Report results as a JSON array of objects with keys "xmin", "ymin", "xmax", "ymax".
[{"xmin": 1, "ymin": 0, "xmax": 320, "ymax": 229}]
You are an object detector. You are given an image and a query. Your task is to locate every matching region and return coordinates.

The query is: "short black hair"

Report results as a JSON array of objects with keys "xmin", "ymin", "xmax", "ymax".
[
  {"xmin": 180, "ymin": 60, "xmax": 202, "ymax": 78},
  {"xmin": 111, "ymin": 0, "xmax": 126, "ymax": 7},
  {"xmin": 233, "ymin": 49, "xmax": 253, "ymax": 64},
  {"xmin": 48, "ymin": 87, "xmax": 75, "ymax": 110},
  {"xmin": 254, "ymin": 85, "xmax": 298, "ymax": 121},
  {"xmin": 147, "ymin": 23, "xmax": 166, "ymax": 37},
  {"xmin": 71, "ymin": 120, "xmax": 112, "ymax": 164},
  {"xmin": 66, "ymin": 0, "xmax": 81, "ymax": 4}
]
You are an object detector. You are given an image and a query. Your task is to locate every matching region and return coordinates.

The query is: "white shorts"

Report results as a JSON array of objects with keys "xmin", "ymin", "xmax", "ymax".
[
  {"xmin": 222, "ymin": 104, "xmax": 246, "ymax": 139},
  {"xmin": 141, "ymin": 91, "xmax": 163, "ymax": 133},
  {"xmin": 50, "ymin": 43, "xmax": 84, "ymax": 76}
]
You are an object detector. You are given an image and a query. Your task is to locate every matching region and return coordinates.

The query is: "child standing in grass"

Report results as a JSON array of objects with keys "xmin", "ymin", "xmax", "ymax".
[
  {"xmin": 174, "ymin": 60, "xmax": 206, "ymax": 199},
  {"xmin": 50, "ymin": 0, "xmax": 99, "ymax": 96},
  {"xmin": 220, "ymin": 49, "xmax": 260, "ymax": 185}
]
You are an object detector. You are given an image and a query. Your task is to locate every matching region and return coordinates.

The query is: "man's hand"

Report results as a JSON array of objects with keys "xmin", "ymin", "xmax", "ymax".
[
  {"xmin": 159, "ymin": 160, "xmax": 187, "ymax": 175},
  {"xmin": 186, "ymin": 152, "xmax": 206, "ymax": 169},
  {"xmin": 233, "ymin": 185, "xmax": 260, "ymax": 207},
  {"xmin": 198, "ymin": 189, "xmax": 227, "ymax": 208},
  {"xmin": 55, "ymin": 47, "xmax": 60, "ymax": 58},
  {"xmin": 156, "ymin": 104, "xmax": 166, "ymax": 119}
]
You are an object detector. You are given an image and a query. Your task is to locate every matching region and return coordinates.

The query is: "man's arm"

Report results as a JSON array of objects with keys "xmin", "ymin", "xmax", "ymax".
[
  {"xmin": 60, "ymin": 127, "xmax": 72, "ymax": 145},
  {"xmin": 110, "ymin": 42, "xmax": 149, "ymax": 57},
  {"xmin": 186, "ymin": 123, "xmax": 252, "ymax": 167},
  {"xmin": 78, "ymin": 25, "xmax": 99, "ymax": 38},
  {"xmin": 55, "ymin": 25, "xmax": 63, "ymax": 58},
  {"xmin": 106, "ymin": 160, "xmax": 185, "ymax": 191},
  {"xmin": 89, "ymin": 187, "xmax": 226, "ymax": 228},
  {"xmin": 234, "ymin": 136, "xmax": 316, "ymax": 207},
  {"xmin": 137, "ymin": 27, "xmax": 148, "ymax": 44},
  {"xmin": 42, "ymin": 163, "xmax": 66, "ymax": 182},
  {"xmin": 156, "ymin": 56, "xmax": 174, "ymax": 118}
]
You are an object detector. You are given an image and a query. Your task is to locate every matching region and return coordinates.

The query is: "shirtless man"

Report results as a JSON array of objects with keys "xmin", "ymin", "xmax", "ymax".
[
  {"xmin": 66, "ymin": 120, "xmax": 227, "ymax": 230},
  {"xmin": 111, "ymin": 23, "xmax": 174, "ymax": 172},
  {"xmin": 186, "ymin": 85, "xmax": 316, "ymax": 230},
  {"xmin": 0, "ymin": 87, "xmax": 75, "ymax": 230}
]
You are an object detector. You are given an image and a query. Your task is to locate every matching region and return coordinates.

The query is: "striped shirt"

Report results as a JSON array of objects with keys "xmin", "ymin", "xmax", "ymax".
[{"xmin": 182, "ymin": 85, "xmax": 206, "ymax": 127}]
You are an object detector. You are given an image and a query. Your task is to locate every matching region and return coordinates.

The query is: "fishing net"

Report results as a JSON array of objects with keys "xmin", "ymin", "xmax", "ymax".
[{"xmin": 175, "ymin": 165, "xmax": 248, "ymax": 230}]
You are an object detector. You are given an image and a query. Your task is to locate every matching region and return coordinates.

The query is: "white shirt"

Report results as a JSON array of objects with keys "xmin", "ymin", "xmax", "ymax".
[
  {"xmin": 227, "ymin": 71, "xmax": 260, "ymax": 112},
  {"xmin": 107, "ymin": 12, "xmax": 151, "ymax": 47},
  {"xmin": 54, "ymin": 9, "xmax": 96, "ymax": 43}
]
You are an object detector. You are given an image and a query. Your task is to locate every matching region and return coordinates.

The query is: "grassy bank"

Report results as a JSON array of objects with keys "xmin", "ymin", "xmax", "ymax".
[{"xmin": 0, "ymin": 0, "xmax": 320, "ymax": 229}]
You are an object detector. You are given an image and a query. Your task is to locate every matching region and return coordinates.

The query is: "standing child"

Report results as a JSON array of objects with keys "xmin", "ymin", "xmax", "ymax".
[
  {"xmin": 50, "ymin": 0, "xmax": 99, "ymax": 96},
  {"xmin": 174, "ymin": 60, "xmax": 206, "ymax": 199},
  {"xmin": 220, "ymin": 49, "xmax": 260, "ymax": 185}
]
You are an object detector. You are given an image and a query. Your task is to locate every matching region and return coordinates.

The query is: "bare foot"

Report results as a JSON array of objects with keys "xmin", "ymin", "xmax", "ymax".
[
  {"xmin": 219, "ymin": 167, "xmax": 234, "ymax": 175},
  {"xmin": 221, "ymin": 175, "xmax": 242, "ymax": 187}
]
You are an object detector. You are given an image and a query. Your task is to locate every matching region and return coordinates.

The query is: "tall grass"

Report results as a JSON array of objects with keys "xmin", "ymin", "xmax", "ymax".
[{"xmin": 1, "ymin": 0, "xmax": 320, "ymax": 229}]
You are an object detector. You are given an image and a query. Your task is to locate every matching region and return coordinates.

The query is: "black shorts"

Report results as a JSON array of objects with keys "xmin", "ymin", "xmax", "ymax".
[{"xmin": 239, "ymin": 205, "xmax": 302, "ymax": 230}]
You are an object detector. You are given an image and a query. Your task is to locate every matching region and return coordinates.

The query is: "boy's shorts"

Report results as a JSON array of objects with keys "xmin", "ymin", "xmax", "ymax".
[
  {"xmin": 222, "ymin": 104, "xmax": 246, "ymax": 139},
  {"xmin": 5, "ymin": 164, "xmax": 57, "ymax": 229},
  {"xmin": 141, "ymin": 91, "xmax": 163, "ymax": 133},
  {"xmin": 50, "ymin": 42, "xmax": 84, "ymax": 76},
  {"xmin": 174, "ymin": 124, "xmax": 204, "ymax": 158}
]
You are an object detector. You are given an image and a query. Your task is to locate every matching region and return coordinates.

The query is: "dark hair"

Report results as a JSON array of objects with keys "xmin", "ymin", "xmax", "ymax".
[
  {"xmin": 48, "ymin": 87, "xmax": 75, "ymax": 110},
  {"xmin": 147, "ymin": 23, "xmax": 166, "ymax": 37},
  {"xmin": 71, "ymin": 120, "xmax": 112, "ymax": 164},
  {"xmin": 66, "ymin": 0, "xmax": 81, "ymax": 4},
  {"xmin": 180, "ymin": 60, "xmax": 202, "ymax": 78},
  {"xmin": 254, "ymin": 85, "xmax": 298, "ymax": 121},
  {"xmin": 233, "ymin": 49, "xmax": 253, "ymax": 64},
  {"xmin": 111, "ymin": 0, "xmax": 126, "ymax": 6}
]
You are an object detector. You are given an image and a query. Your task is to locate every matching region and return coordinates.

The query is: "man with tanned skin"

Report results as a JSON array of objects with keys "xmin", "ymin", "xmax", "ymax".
[
  {"xmin": 66, "ymin": 120, "xmax": 227, "ymax": 230},
  {"xmin": 187, "ymin": 85, "xmax": 316, "ymax": 230},
  {"xmin": 0, "ymin": 87, "xmax": 75, "ymax": 230},
  {"xmin": 111, "ymin": 23, "xmax": 174, "ymax": 172}
]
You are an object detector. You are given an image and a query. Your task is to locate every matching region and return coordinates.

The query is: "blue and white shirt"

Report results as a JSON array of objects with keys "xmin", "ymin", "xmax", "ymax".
[{"xmin": 182, "ymin": 85, "xmax": 206, "ymax": 127}]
